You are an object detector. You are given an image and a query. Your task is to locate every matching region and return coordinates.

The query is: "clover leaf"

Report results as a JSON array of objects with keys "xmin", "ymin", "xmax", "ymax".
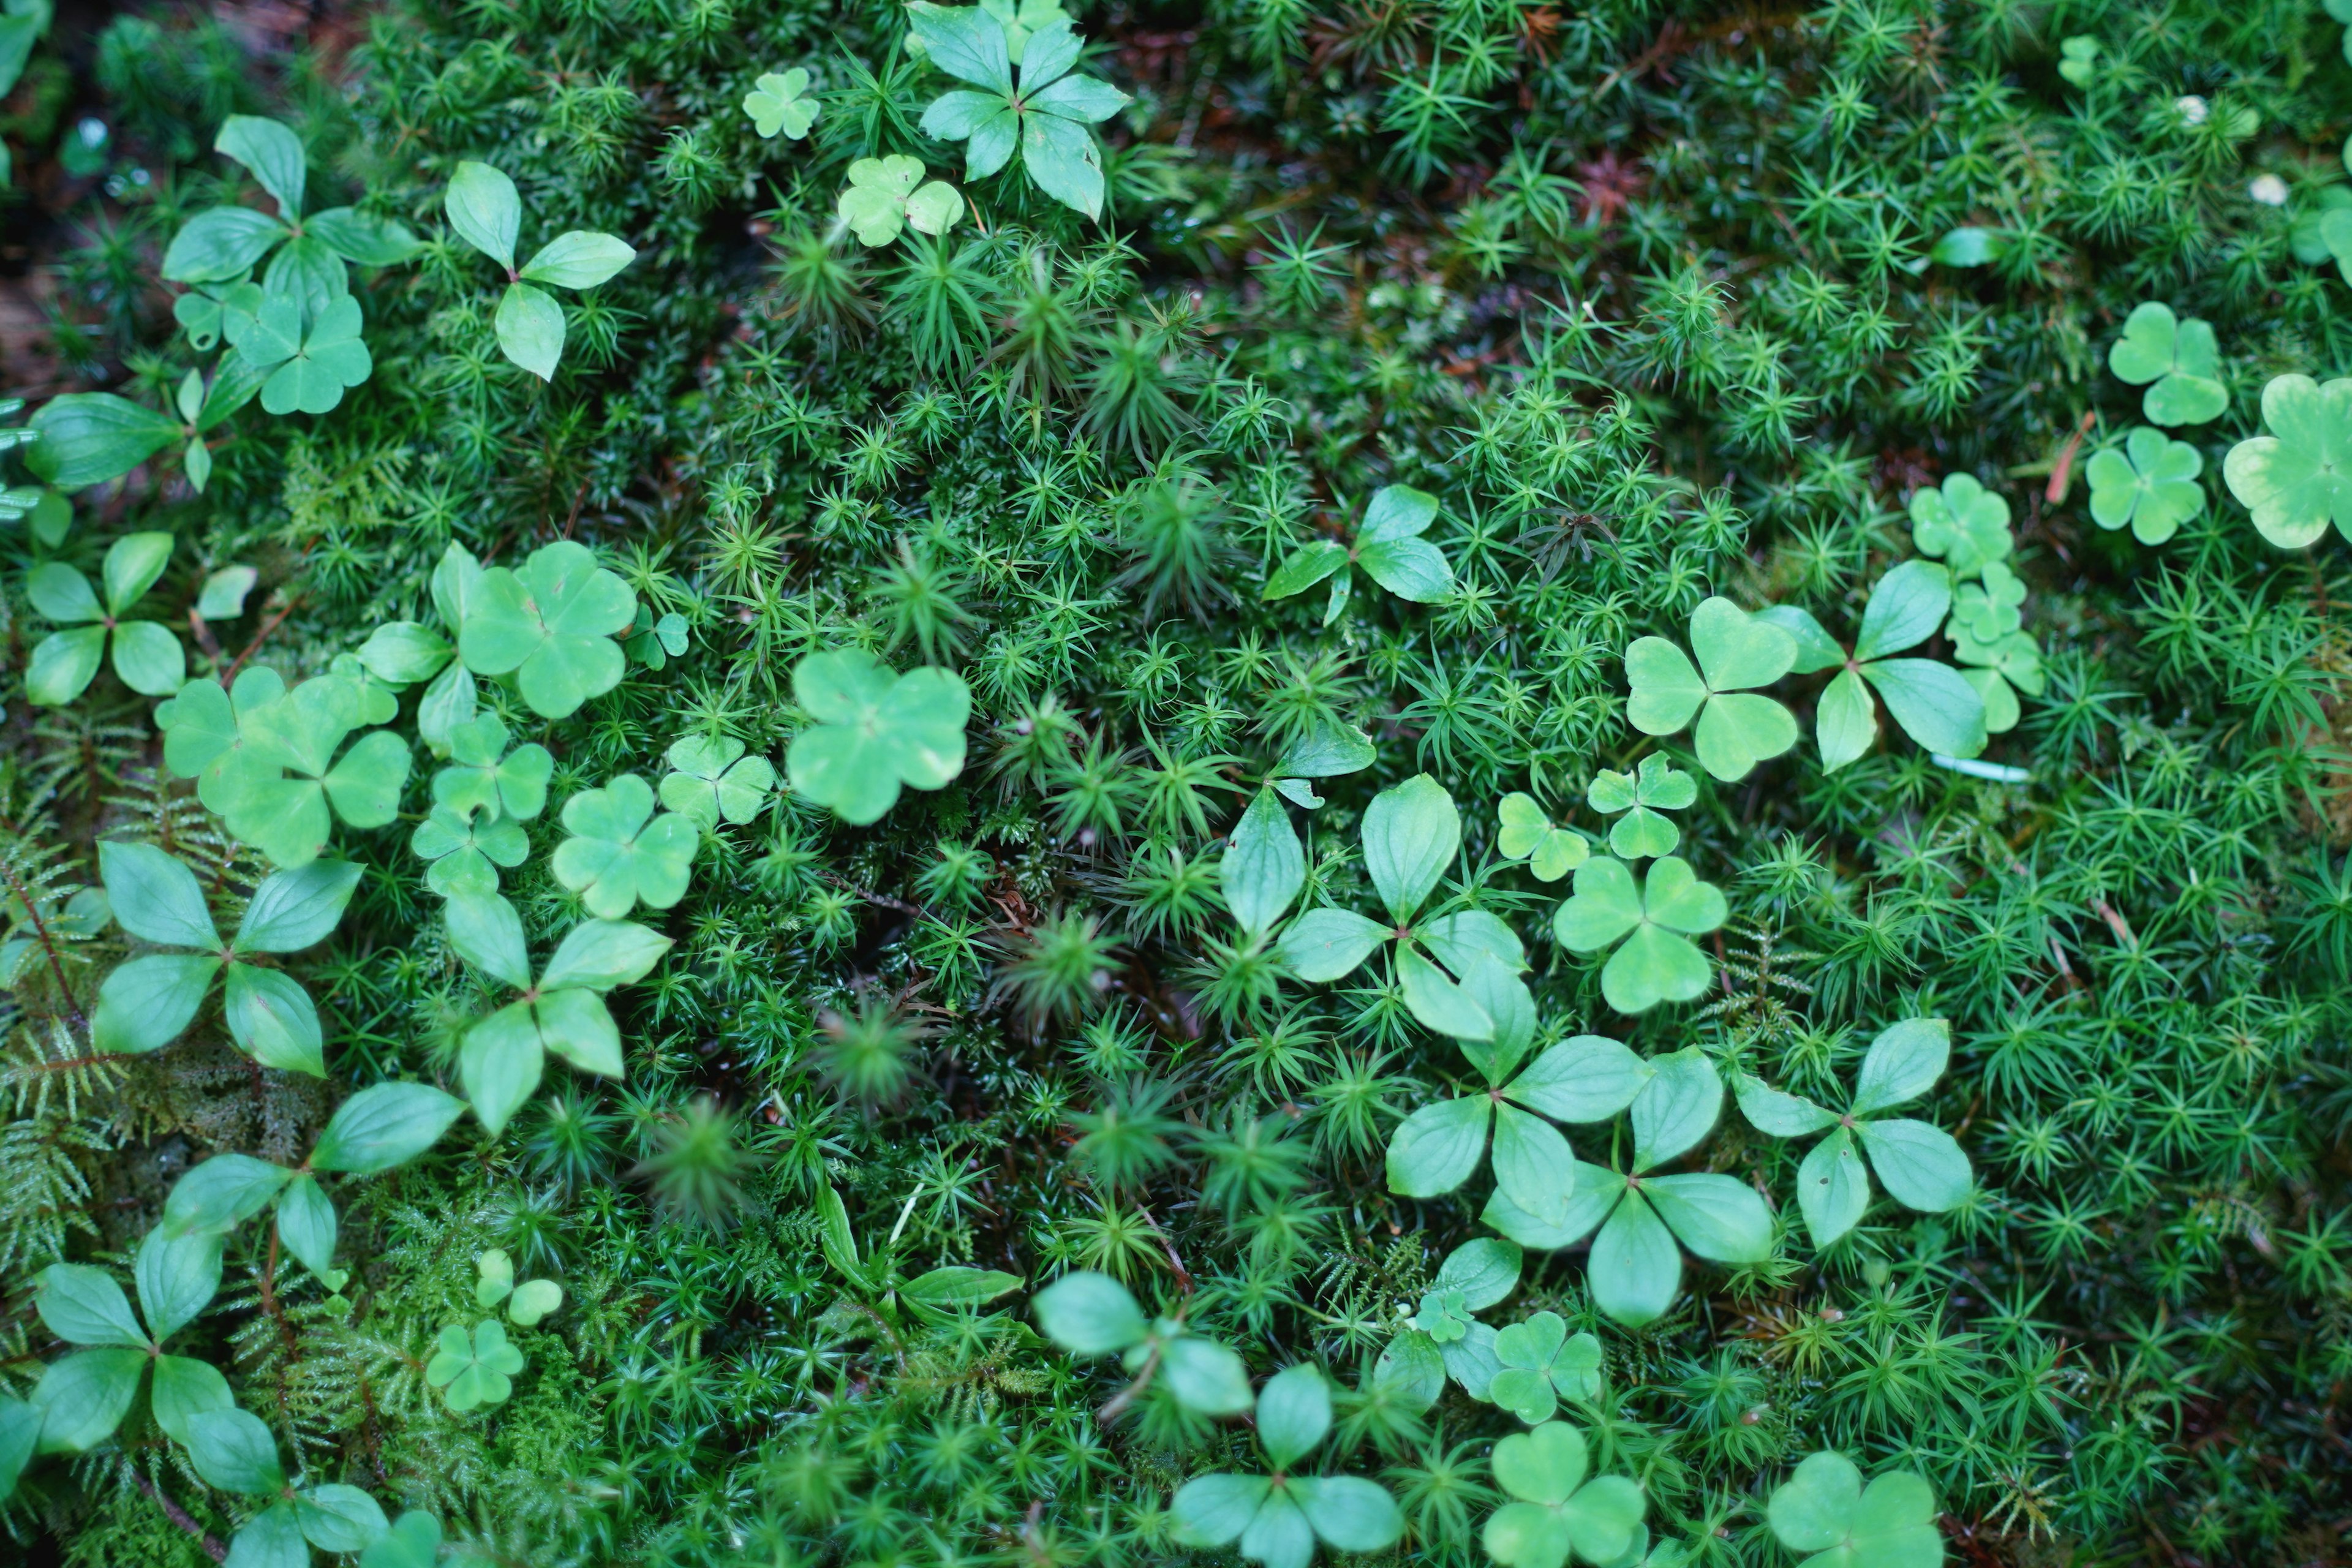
[
  {"xmin": 25, "ymin": 531, "xmax": 184, "ymax": 704},
  {"xmin": 836, "ymin": 154, "xmax": 965, "ymax": 247},
  {"xmin": 977, "ymin": 0, "xmax": 1073, "ymax": 61},
  {"xmin": 1946, "ymin": 625, "xmax": 2043, "ymax": 736},
  {"xmin": 27, "ymin": 1228, "xmax": 227, "ymax": 1452},
  {"xmin": 155, "ymin": 664, "xmax": 412, "ymax": 867},
  {"xmin": 444, "ymin": 892, "xmax": 675, "ymax": 1133},
  {"xmin": 412, "ymin": 804, "xmax": 529, "ymax": 897},
  {"xmin": 1585, "ymin": 754, "xmax": 1695, "ymax": 860},
  {"xmin": 1479, "ymin": 1050, "xmax": 1773, "ymax": 1326},
  {"xmin": 744, "ymin": 67, "xmax": 820, "ymax": 139},
  {"xmin": 2056, "ymin": 35, "xmax": 2099, "ymax": 86},
  {"xmin": 443, "ymin": 160, "xmax": 636, "ymax": 380},
  {"xmin": 1374, "ymin": 1238, "xmax": 1522, "ymax": 1411},
  {"xmin": 2223, "ymin": 373, "xmax": 2352, "ymax": 550},
  {"xmin": 1032, "ymin": 1270, "xmax": 1254, "ymax": 1415},
  {"xmin": 2107, "ymin": 301, "xmax": 2227, "ymax": 427},
  {"xmin": 785, "ymin": 650, "xmax": 971, "ymax": 824},
  {"xmin": 1170, "ymin": 1364, "xmax": 1404, "ymax": 1568},
  {"xmin": 426, "ymin": 1319, "xmax": 526, "ymax": 1411},
  {"xmin": 89, "ymin": 842, "xmax": 361, "ymax": 1073},
  {"xmin": 458, "ymin": 540, "xmax": 639, "ymax": 718},
  {"xmin": 660, "ymin": 735, "xmax": 776, "ymax": 829},
  {"xmin": 1550, "ymin": 856, "xmax": 1725, "ymax": 1014},
  {"xmin": 473, "ymin": 1247, "xmax": 565, "ymax": 1325},
  {"xmin": 1735, "ymin": 1017, "xmax": 1972, "ymax": 1248},
  {"xmin": 1497, "ymin": 793, "xmax": 1591, "ymax": 882},
  {"xmin": 1624, "ymin": 597, "xmax": 1799, "ymax": 782},
  {"xmin": 911, "ymin": 4, "xmax": 1132, "ymax": 220},
  {"xmin": 1277, "ymin": 775, "xmax": 1525, "ymax": 1041},
  {"xmin": 1481, "ymin": 1422, "xmax": 1648, "ymax": 1568},
  {"xmin": 551, "ymin": 774, "xmax": 698, "ymax": 919},
  {"xmin": 625, "ymin": 605, "xmax": 690, "ymax": 670},
  {"xmin": 1948, "ymin": 561, "xmax": 2025, "ymax": 644},
  {"xmin": 2086, "ymin": 426, "xmax": 2204, "ymax": 545},
  {"xmin": 434, "ymin": 713, "xmax": 554, "ymax": 824},
  {"xmin": 2296, "ymin": 183, "xmax": 2352, "ymax": 265},
  {"xmin": 235, "ymin": 290, "xmax": 374, "ymax": 417},
  {"xmin": 1489, "ymin": 1312, "xmax": 1604, "ymax": 1425},
  {"xmin": 1264, "ymin": 484, "xmax": 1454, "ymax": 624},
  {"xmin": 1759, "ymin": 562, "xmax": 1989, "ymax": 772},
  {"xmin": 1905, "ymin": 474, "xmax": 2012, "ymax": 579},
  {"xmin": 1766, "ymin": 1452, "xmax": 1945, "ymax": 1568}
]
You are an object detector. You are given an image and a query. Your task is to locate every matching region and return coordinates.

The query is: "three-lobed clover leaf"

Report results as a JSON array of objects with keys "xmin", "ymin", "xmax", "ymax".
[
  {"xmin": 1735, "ymin": 1017, "xmax": 1972, "ymax": 1249},
  {"xmin": 835, "ymin": 154, "xmax": 965, "ymax": 247},
  {"xmin": 1263, "ymin": 484, "xmax": 1455, "ymax": 625},
  {"xmin": 412, "ymin": 804, "xmax": 529, "ymax": 897},
  {"xmin": 27, "ymin": 1227, "xmax": 227, "ymax": 1453},
  {"xmin": 1585, "ymin": 754, "xmax": 1694, "ymax": 860},
  {"xmin": 434, "ymin": 713, "xmax": 554, "ymax": 825},
  {"xmin": 90, "ymin": 842, "xmax": 362, "ymax": 1073},
  {"xmin": 1170, "ymin": 1364, "xmax": 1404, "ymax": 1568},
  {"xmin": 1482, "ymin": 1421, "xmax": 1648, "ymax": 1568},
  {"xmin": 443, "ymin": 160, "xmax": 637, "ymax": 380},
  {"xmin": 1277, "ymin": 775, "xmax": 1525, "ymax": 1041},
  {"xmin": 1488, "ymin": 1312, "xmax": 1603, "ymax": 1425},
  {"xmin": 445, "ymin": 892, "xmax": 675, "ymax": 1134},
  {"xmin": 785, "ymin": 650, "xmax": 972, "ymax": 824},
  {"xmin": 156, "ymin": 663, "xmax": 412, "ymax": 867},
  {"xmin": 1031, "ymin": 1270, "xmax": 1254, "ymax": 1415},
  {"xmin": 458, "ymin": 540, "xmax": 639, "ymax": 718},
  {"xmin": 910, "ymin": 3, "xmax": 1132, "ymax": 220},
  {"xmin": 1948, "ymin": 561, "xmax": 2025, "ymax": 644},
  {"xmin": 2223, "ymin": 373, "xmax": 2352, "ymax": 550},
  {"xmin": 551, "ymin": 774, "xmax": 698, "ymax": 918},
  {"xmin": 625, "ymin": 605, "xmax": 691, "ymax": 670},
  {"xmin": 235, "ymin": 291, "xmax": 374, "ymax": 416},
  {"xmin": 1905, "ymin": 474, "xmax": 2011, "ymax": 579},
  {"xmin": 25, "ymin": 531, "xmax": 184, "ymax": 704},
  {"xmin": 426, "ymin": 1319, "xmax": 526, "ymax": 1411},
  {"xmin": 1481, "ymin": 1049, "xmax": 1773, "ymax": 1327},
  {"xmin": 2107, "ymin": 301, "xmax": 2227, "ymax": 428},
  {"xmin": 1373, "ymin": 1238, "xmax": 1521, "ymax": 1411},
  {"xmin": 2087, "ymin": 426, "xmax": 2204, "ymax": 545},
  {"xmin": 1760, "ymin": 562, "xmax": 1990, "ymax": 773},
  {"xmin": 659, "ymin": 734, "xmax": 777, "ymax": 829},
  {"xmin": 1624, "ymin": 597, "xmax": 1800, "ymax": 782},
  {"xmin": 1550, "ymin": 856, "xmax": 1725, "ymax": 1014},
  {"xmin": 743, "ymin": 66, "xmax": 820, "ymax": 139},
  {"xmin": 1766, "ymin": 1452, "xmax": 1945, "ymax": 1568},
  {"xmin": 2055, "ymin": 34, "xmax": 2099, "ymax": 86},
  {"xmin": 474, "ymin": 1247, "xmax": 566, "ymax": 1325},
  {"xmin": 1945, "ymin": 626, "xmax": 2043, "ymax": 736},
  {"xmin": 1497, "ymin": 793, "xmax": 1591, "ymax": 882}
]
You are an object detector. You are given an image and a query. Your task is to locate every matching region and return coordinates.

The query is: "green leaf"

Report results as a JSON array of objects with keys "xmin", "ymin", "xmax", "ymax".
[
  {"xmin": 1255, "ymin": 1362, "xmax": 1330, "ymax": 1468},
  {"xmin": 1360, "ymin": 484, "xmax": 1439, "ymax": 541},
  {"xmin": 1692, "ymin": 690, "xmax": 1800, "ymax": 782},
  {"xmin": 216, "ymin": 115, "xmax": 306, "ymax": 216},
  {"xmin": 0, "ymin": 1398, "xmax": 36, "ymax": 1500},
  {"xmin": 1588, "ymin": 1190, "xmax": 1681, "ymax": 1326},
  {"xmin": 2223, "ymin": 374, "xmax": 2352, "ymax": 550},
  {"xmin": 100, "ymin": 530, "xmax": 172, "ymax": 614},
  {"xmin": 254, "ymin": 292, "xmax": 374, "ymax": 416},
  {"xmin": 1225, "ymin": 788, "xmax": 1305, "ymax": 937},
  {"xmin": 507, "ymin": 1278, "xmax": 564, "ymax": 1325},
  {"xmin": 276, "ymin": 1174, "xmax": 338, "ymax": 1277},
  {"xmin": 1852, "ymin": 1017, "xmax": 1948, "ymax": 1113},
  {"xmin": 1645, "ymin": 1172, "xmax": 1771, "ymax": 1263},
  {"xmin": 359, "ymin": 1510, "xmax": 443, "ymax": 1568},
  {"xmin": 494, "ymin": 281, "xmax": 566, "ymax": 380},
  {"xmin": 1734, "ymin": 1074, "xmax": 1837, "ymax": 1137},
  {"xmin": 901, "ymin": 1265, "xmax": 1022, "ymax": 1308},
  {"xmin": 1815, "ymin": 666, "xmax": 1877, "ymax": 772},
  {"xmin": 1385, "ymin": 1094, "xmax": 1491, "ymax": 1197},
  {"xmin": 551, "ymin": 774, "xmax": 698, "ymax": 919},
  {"xmin": 519, "ymin": 230, "xmax": 636, "ymax": 290},
  {"xmin": 26, "ymin": 625, "xmax": 105, "ymax": 706},
  {"xmin": 1689, "ymin": 595, "xmax": 1796, "ymax": 691},
  {"xmin": 1172, "ymin": 1475, "xmax": 1270, "ymax": 1547},
  {"xmin": 2086, "ymin": 426, "xmax": 2205, "ymax": 546},
  {"xmin": 425, "ymin": 1319, "xmax": 526, "ymax": 1411},
  {"xmin": 1158, "ymin": 1334, "xmax": 1254, "ymax": 1414},
  {"xmin": 293, "ymin": 1485, "xmax": 390, "ymax": 1553},
  {"xmin": 1374, "ymin": 1328, "xmax": 1447, "ymax": 1409},
  {"xmin": 1491, "ymin": 1102, "xmax": 1576, "ymax": 1224},
  {"xmin": 306, "ymin": 208, "xmax": 424, "ymax": 266},
  {"xmin": 311, "ymin": 1082, "xmax": 466, "ymax": 1173},
  {"xmin": 744, "ymin": 67, "xmax": 820, "ymax": 139},
  {"xmin": 1852, "ymin": 560, "xmax": 1950, "ymax": 662},
  {"xmin": 235, "ymin": 859, "xmax": 362, "ymax": 952},
  {"xmin": 1860, "ymin": 658, "xmax": 1986, "ymax": 758},
  {"xmin": 445, "ymin": 892, "xmax": 532, "ymax": 990},
  {"xmin": 165, "ymin": 1153, "xmax": 293, "ymax": 1237},
  {"xmin": 136, "ymin": 1226, "xmax": 223, "ymax": 1343},
  {"xmin": 1291, "ymin": 1475, "xmax": 1403, "ymax": 1552},
  {"xmin": 2108, "ymin": 301, "xmax": 2228, "ymax": 426},
  {"xmin": 1032, "ymin": 1270, "xmax": 1146, "ymax": 1354},
  {"xmin": 1362, "ymin": 774, "xmax": 1458, "ymax": 923},
  {"xmin": 223, "ymin": 962, "xmax": 326, "ymax": 1074},
  {"xmin": 226, "ymin": 1503, "xmax": 307, "ymax": 1568},
  {"xmin": 907, "ymin": 1, "xmax": 1015, "ymax": 92},
  {"xmin": 37, "ymin": 1262, "xmax": 148, "ymax": 1348},
  {"xmin": 1264, "ymin": 540, "xmax": 1346, "ymax": 599},
  {"xmin": 1240, "ymin": 1490, "xmax": 1314, "ymax": 1568},
  {"xmin": 185, "ymin": 1406, "xmax": 286, "ymax": 1494},
  {"xmin": 100, "ymin": 841, "xmax": 219, "ymax": 948},
  {"xmin": 1856, "ymin": 1119, "xmax": 1972, "ymax": 1212},
  {"xmin": 1436, "ymin": 1237, "xmax": 1523, "ymax": 1309},
  {"xmin": 786, "ymin": 651, "xmax": 971, "ymax": 823},
  {"xmin": 1509, "ymin": 1035, "xmax": 1651, "ymax": 1123},
  {"xmin": 1623, "ymin": 636, "xmax": 1707, "ymax": 736},
  {"xmin": 1629, "ymin": 1047, "xmax": 1721, "ymax": 1170},
  {"xmin": 659, "ymin": 734, "xmax": 776, "ymax": 829},
  {"xmin": 1020, "ymin": 112, "xmax": 1105, "ymax": 219},
  {"xmin": 91, "ymin": 954, "xmax": 220, "ymax": 1054},
  {"xmin": 111, "ymin": 620, "xmax": 186, "ymax": 695},
  {"xmin": 31, "ymin": 1348, "xmax": 145, "ymax": 1452},
  {"xmin": 446, "ymin": 160, "xmax": 522, "ymax": 270},
  {"xmin": 1396, "ymin": 941, "xmax": 1494, "ymax": 1039},
  {"xmin": 1357, "ymin": 535, "xmax": 1453, "ymax": 601},
  {"xmin": 1276, "ymin": 907, "xmax": 1389, "ymax": 982},
  {"xmin": 162, "ymin": 208, "xmax": 290, "ymax": 285},
  {"xmin": 459, "ymin": 541, "xmax": 638, "ymax": 718},
  {"xmin": 1797, "ymin": 1127, "xmax": 1871, "ymax": 1248},
  {"xmin": 26, "ymin": 394, "xmax": 184, "ymax": 488},
  {"xmin": 149, "ymin": 1354, "xmax": 232, "ymax": 1446},
  {"xmin": 1273, "ymin": 718, "xmax": 1374, "ymax": 778}
]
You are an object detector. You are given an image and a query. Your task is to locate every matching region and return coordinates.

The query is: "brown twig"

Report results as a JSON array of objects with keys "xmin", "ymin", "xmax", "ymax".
[
  {"xmin": 186, "ymin": 606, "xmax": 225, "ymax": 665},
  {"xmin": 1138, "ymin": 1205, "xmax": 1194, "ymax": 1295},
  {"xmin": 0, "ymin": 855, "xmax": 87, "ymax": 1028},
  {"xmin": 221, "ymin": 595, "xmax": 300, "ymax": 685},
  {"xmin": 2045, "ymin": 410, "xmax": 2097, "ymax": 505},
  {"xmin": 129, "ymin": 1467, "xmax": 228, "ymax": 1562}
]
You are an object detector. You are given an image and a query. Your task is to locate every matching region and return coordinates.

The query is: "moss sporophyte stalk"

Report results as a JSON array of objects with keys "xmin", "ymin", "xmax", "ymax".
[{"xmin": 1, "ymin": 0, "xmax": 2349, "ymax": 1562}]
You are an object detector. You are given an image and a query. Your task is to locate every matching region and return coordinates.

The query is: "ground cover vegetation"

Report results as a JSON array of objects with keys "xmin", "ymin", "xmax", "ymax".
[{"xmin": 0, "ymin": 0, "xmax": 2348, "ymax": 1564}]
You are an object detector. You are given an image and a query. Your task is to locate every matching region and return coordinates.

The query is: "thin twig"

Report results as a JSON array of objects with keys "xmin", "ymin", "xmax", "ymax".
[
  {"xmin": 0, "ymin": 856, "xmax": 86, "ymax": 1028},
  {"xmin": 222, "ymin": 595, "xmax": 300, "ymax": 684},
  {"xmin": 128, "ymin": 1467, "xmax": 228, "ymax": 1562}
]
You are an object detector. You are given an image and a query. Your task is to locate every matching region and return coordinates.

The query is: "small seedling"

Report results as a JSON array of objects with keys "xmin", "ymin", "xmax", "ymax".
[
  {"xmin": 1584, "ymin": 753, "xmax": 1694, "ymax": 860},
  {"xmin": 1031, "ymin": 1270, "xmax": 1253, "ymax": 1415},
  {"xmin": 660, "ymin": 735, "xmax": 777, "ymax": 828},
  {"xmin": 910, "ymin": 3, "xmax": 1131, "ymax": 219},
  {"xmin": 1760, "ymin": 561, "xmax": 1990, "ymax": 772},
  {"xmin": 743, "ymin": 67, "xmax": 820, "ymax": 139},
  {"xmin": 551, "ymin": 774, "xmax": 699, "ymax": 918},
  {"xmin": 1169, "ymin": 1364, "xmax": 1404, "ymax": 1568},
  {"xmin": 1488, "ymin": 1311, "xmax": 1603, "ymax": 1425},
  {"xmin": 1373, "ymin": 1238, "xmax": 1521, "ymax": 1409},
  {"xmin": 1263, "ymin": 484, "xmax": 1455, "ymax": 624},
  {"xmin": 442, "ymin": 160, "xmax": 637, "ymax": 380},
  {"xmin": 836, "ymin": 155, "xmax": 964, "ymax": 247},
  {"xmin": 1480, "ymin": 1421, "xmax": 1648, "ymax": 1568},
  {"xmin": 24, "ymin": 532, "xmax": 183, "ymax": 703},
  {"xmin": 1497, "ymin": 792, "xmax": 1591, "ymax": 881},
  {"xmin": 1906, "ymin": 474, "xmax": 2012, "ymax": 579},
  {"xmin": 1766, "ymin": 1452, "xmax": 1944, "ymax": 1568}
]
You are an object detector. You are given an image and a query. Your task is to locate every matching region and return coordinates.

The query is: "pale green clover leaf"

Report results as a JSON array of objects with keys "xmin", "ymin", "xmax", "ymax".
[
  {"xmin": 837, "ymin": 154, "xmax": 965, "ymax": 247},
  {"xmin": 2107, "ymin": 301, "xmax": 2227, "ymax": 427},
  {"xmin": 235, "ymin": 291, "xmax": 374, "ymax": 416},
  {"xmin": 432, "ymin": 713, "xmax": 554, "ymax": 823},
  {"xmin": 1479, "ymin": 1050, "xmax": 1773, "ymax": 1327},
  {"xmin": 2296, "ymin": 183, "xmax": 2352, "ymax": 264},
  {"xmin": 1489, "ymin": 1311, "xmax": 1604, "ymax": 1425},
  {"xmin": 1623, "ymin": 597, "xmax": 1799, "ymax": 782},
  {"xmin": 1550, "ymin": 856, "xmax": 1725, "ymax": 1014},
  {"xmin": 26, "ymin": 531, "xmax": 184, "ymax": 704},
  {"xmin": 1946, "ymin": 627, "xmax": 2044, "ymax": 736},
  {"xmin": 425, "ymin": 1320, "xmax": 526, "ymax": 1411},
  {"xmin": 2056, "ymin": 36, "xmax": 2099, "ymax": 87},
  {"xmin": 744, "ymin": 67, "xmax": 819, "ymax": 139},
  {"xmin": 2086, "ymin": 426, "xmax": 2204, "ymax": 545},
  {"xmin": 458, "ymin": 540, "xmax": 639, "ymax": 718},
  {"xmin": 1170, "ymin": 1365, "xmax": 1404, "ymax": 1568},
  {"xmin": 1373, "ymin": 1238, "xmax": 1522, "ymax": 1410},
  {"xmin": 1735, "ymin": 1017, "xmax": 1971, "ymax": 1249},
  {"xmin": 659, "ymin": 735, "xmax": 777, "ymax": 829},
  {"xmin": 785, "ymin": 650, "xmax": 971, "ymax": 824},
  {"xmin": 1758, "ymin": 563, "xmax": 1989, "ymax": 772},
  {"xmin": 1497, "ymin": 793, "xmax": 1590, "ymax": 882},
  {"xmin": 910, "ymin": 4, "xmax": 1132, "ymax": 220},
  {"xmin": 1481, "ymin": 1422, "xmax": 1648, "ymax": 1568},
  {"xmin": 1948, "ymin": 560, "xmax": 2025, "ymax": 644},
  {"xmin": 1585, "ymin": 753, "xmax": 1695, "ymax": 860},
  {"xmin": 1264, "ymin": 484, "xmax": 1453, "ymax": 624},
  {"xmin": 551, "ymin": 774, "xmax": 698, "ymax": 919},
  {"xmin": 1905, "ymin": 474, "xmax": 2012, "ymax": 579},
  {"xmin": 412, "ymin": 804, "xmax": 528, "ymax": 897},
  {"xmin": 625, "ymin": 605, "xmax": 690, "ymax": 669},
  {"xmin": 1766, "ymin": 1452, "xmax": 1945, "ymax": 1568},
  {"xmin": 2222, "ymin": 373, "xmax": 2352, "ymax": 550}
]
